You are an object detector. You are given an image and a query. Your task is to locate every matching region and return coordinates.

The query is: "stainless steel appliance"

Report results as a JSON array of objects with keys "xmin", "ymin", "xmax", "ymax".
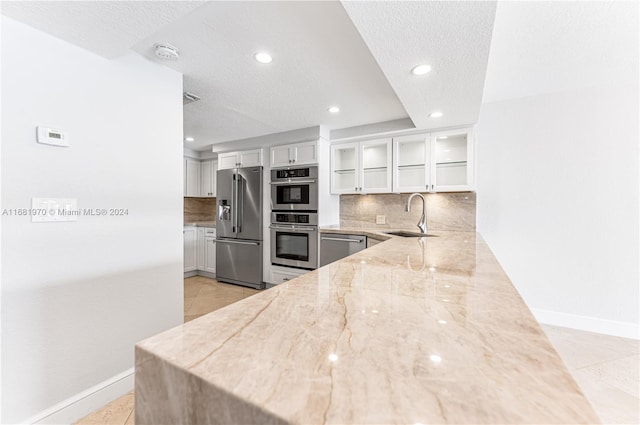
[
  {"xmin": 320, "ymin": 233, "xmax": 367, "ymax": 267},
  {"xmin": 270, "ymin": 166, "xmax": 318, "ymax": 211},
  {"xmin": 270, "ymin": 212, "xmax": 318, "ymax": 270},
  {"xmin": 216, "ymin": 166, "xmax": 264, "ymax": 289}
]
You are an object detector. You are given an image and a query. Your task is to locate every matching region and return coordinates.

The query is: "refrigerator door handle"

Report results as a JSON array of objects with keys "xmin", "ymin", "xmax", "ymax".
[
  {"xmin": 217, "ymin": 238, "xmax": 260, "ymax": 246},
  {"xmin": 232, "ymin": 173, "xmax": 237, "ymax": 234},
  {"xmin": 237, "ymin": 173, "xmax": 244, "ymax": 234}
]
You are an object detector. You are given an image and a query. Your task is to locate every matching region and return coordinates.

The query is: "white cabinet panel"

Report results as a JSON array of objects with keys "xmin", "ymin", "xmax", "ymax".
[
  {"xmin": 331, "ymin": 142, "xmax": 359, "ymax": 194},
  {"xmin": 431, "ymin": 129, "xmax": 474, "ymax": 192},
  {"xmin": 183, "ymin": 227, "xmax": 197, "ymax": 272},
  {"xmin": 331, "ymin": 139, "xmax": 391, "ymax": 194},
  {"xmin": 184, "ymin": 158, "xmax": 201, "ymax": 197},
  {"xmin": 218, "ymin": 149, "xmax": 262, "ymax": 170},
  {"xmin": 270, "ymin": 267, "xmax": 306, "ymax": 284},
  {"xmin": 390, "ymin": 129, "xmax": 474, "ymax": 193},
  {"xmin": 270, "ymin": 141, "xmax": 318, "ymax": 168},
  {"xmin": 360, "ymin": 139, "xmax": 392, "ymax": 193},
  {"xmin": 292, "ymin": 141, "xmax": 317, "ymax": 165},
  {"xmin": 239, "ymin": 149, "xmax": 262, "ymax": 167},
  {"xmin": 393, "ymin": 134, "xmax": 431, "ymax": 193},
  {"xmin": 218, "ymin": 153, "xmax": 239, "ymax": 170},
  {"xmin": 270, "ymin": 145, "xmax": 292, "ymax": 168},
  {"xmin": 196, "ymin": 228, "xmax": 205, "ymax": 270},
  {"xmin": 204, "ymin": 238, "xmax": 216, "ymax": 274},
  {"xmin": 200, "ymin": 160, "xmax": 217, "ymax": 197}
]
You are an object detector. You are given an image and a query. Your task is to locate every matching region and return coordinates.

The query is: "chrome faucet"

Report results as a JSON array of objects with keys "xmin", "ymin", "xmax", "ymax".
[{"xmin": 406, "ymin": 193, "xmax": 427, "ymax": 234}]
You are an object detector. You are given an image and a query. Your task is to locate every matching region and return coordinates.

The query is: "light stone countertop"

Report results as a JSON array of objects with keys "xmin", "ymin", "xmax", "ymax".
[
  {"xmin": 135, "ymin": 229, "xmax": 599, "ymax": 424},
  {"xmin": 183, "ymin": 221, "xmax": 216, "ymax": 227}
]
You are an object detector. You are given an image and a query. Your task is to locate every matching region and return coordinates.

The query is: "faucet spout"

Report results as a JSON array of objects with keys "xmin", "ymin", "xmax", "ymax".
[{"xmin": 406, "ymin": 193, "xmax": 427, "ymax": 234}]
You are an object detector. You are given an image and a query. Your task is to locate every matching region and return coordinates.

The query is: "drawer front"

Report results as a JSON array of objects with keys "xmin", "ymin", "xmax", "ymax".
[
  {"xmin": 270, "ymin": 270, "xmax": 303, "ymax": 284},
  {"xmin": 204, "ymin": 227, "xmax": 216, "ymax": 238}
]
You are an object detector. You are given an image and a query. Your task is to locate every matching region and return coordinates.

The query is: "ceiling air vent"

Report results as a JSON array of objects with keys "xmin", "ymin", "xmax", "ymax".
[{"xmin": 183, "ymin": 91, "xmax": 201, "ymax": 105}]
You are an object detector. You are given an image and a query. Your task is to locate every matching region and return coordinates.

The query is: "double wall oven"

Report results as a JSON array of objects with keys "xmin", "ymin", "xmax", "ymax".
[{"xmin": 270, "ymin": 166, "xmax": 319, "ymax": 270}]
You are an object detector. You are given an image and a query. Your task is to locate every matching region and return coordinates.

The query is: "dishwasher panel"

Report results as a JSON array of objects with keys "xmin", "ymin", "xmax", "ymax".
[{"xmin": 320, "ymin": 233, "xmax": 367, "ymax": 267}]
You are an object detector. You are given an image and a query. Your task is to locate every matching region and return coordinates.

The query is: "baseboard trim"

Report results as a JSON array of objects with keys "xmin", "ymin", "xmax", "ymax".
[
  {"xmin": 532, "ymin": 308, "xmax": 639, "ymax": 340},
  {"xmin": 196, "ymin": 270, "xmax": 216, "ymax": 279},
  {"xmin": 23, "ymin": 367, "xmax": 134, "ymax": 425}
]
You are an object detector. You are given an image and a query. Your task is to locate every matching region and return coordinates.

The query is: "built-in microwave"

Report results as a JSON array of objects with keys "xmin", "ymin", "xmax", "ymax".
[{"xmin": 270, "ymin": 166, "xmax": 318, "ymax": 211}]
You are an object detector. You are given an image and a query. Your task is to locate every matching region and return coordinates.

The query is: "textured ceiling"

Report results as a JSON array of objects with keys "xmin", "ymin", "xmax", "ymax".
[
  {"xmin": 2, "ymin": 1, "xmax": 502, "ymax": 151},
  {"xmin": 131, "ymin": 1, "xmax": 409, "ymax": 149},
  {"xmin": 341, "ymin": 1, "xmax": 496, "ymax": 130},
  {"xmin": 0, "ymin": 1, "xmax": 204, "ymax": 58},
  {"xmin": 483, "ymin": 1, "xmax": 639, "ymax": 103}
]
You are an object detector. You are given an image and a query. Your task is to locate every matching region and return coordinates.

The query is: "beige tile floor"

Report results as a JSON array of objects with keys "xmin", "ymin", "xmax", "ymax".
[{"xmin": 76, "ymin": 278, "xmax": 639, "ymax": 424}]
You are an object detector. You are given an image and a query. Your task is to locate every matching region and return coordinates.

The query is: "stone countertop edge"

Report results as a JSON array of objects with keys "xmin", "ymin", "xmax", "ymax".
[
  {"xmin": 136, "ymin": 227, "xmax": 600, "ymax": 425},
  {"xmin": 184, "ymin": 221, "xmax": 216, "ymax": 227}
]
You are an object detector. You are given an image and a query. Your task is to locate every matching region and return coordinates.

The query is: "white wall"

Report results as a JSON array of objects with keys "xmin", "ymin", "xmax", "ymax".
[
  {"xmin": 1, "ymin": 16, "xmax": 184, "ymax": 423},
  {"xmin": 477, "ymin": 84, "xmax": 639, "ymax": 337}
]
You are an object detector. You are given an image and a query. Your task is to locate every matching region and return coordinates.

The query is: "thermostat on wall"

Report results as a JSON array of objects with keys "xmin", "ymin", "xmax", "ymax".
[{"xmin": 37, "ymin": 126, "xmax": 69, "ymax": 147}]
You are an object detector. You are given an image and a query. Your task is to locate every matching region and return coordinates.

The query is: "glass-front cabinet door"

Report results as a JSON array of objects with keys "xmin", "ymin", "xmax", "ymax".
[
  {"xmin": 331, "ymin": 142, "xmax": 359, "ymax": 194},
  {"xmin": 392, "ymin": 134, "xmax": 430, "ymax": 193},
  {"xmin": 360, "ymin": 139, "xmax": 392, "ymax": 193},
  {"xmin": 432, "ymin": 129, "xmax": 474, "ymax": 192}
]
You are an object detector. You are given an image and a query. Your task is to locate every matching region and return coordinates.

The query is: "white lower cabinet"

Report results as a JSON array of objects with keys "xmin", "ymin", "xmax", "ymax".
[
  {"xmin": 184, "ymin": 227, "xmax": 197, "ymax": 272},
  {"xmin": 185, "ymin": 226, "xmax": 216, "ymax": 276},
  {"xmin": 196, "ymin": 228, "xmax": 205, "ymax": 270},
  {"xmin": 204, "ymin": 236, "xmax": 216, "ymax": 274},
  {"xmin": 270, "ymin": 266, "xmax": 306, "ymax": 285}
]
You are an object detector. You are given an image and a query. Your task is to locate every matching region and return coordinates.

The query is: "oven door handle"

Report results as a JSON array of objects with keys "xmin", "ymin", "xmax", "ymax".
[
  {"xmin": 269, "ymin": 180, "xmax": 317, "ymax": 185},
  {"xmin": 270, "ymin": 225, "xmax": 317, "ymax": 231}
]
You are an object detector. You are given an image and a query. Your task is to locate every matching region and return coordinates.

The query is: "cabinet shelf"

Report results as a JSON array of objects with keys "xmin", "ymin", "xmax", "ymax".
[
  {"xmin": 397, "ymin": 164, "xmax": 425, "ymax": 169},
  {"xmin": 334, "ymin": 168, "xmax": 355, "ymax": 174},
  {"xmin": 436, "ymin": 161, "xmax": 467, "ymax": 166},
  {"xmin": 363, "ymin": 166, "xmax": 388, "ymax": 172}
]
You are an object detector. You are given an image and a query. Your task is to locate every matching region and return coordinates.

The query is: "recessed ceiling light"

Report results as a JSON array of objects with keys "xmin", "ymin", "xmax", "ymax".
[
  {"xmin": 438, "ymin": 136, "xmax": 448, "ymax": 139},
  {"xmin": 328, "ymin": 106, "xmax": 340, "ymax": 113},
  {"xmin": 185, "ymin": 137, "xmax": 194, "ymax": 142},
  {"xmin": 430, "ymin": 111, "xmax": 443, "ymax": 118},
  {"xmin": 411, "ymin": 64, "xmax": 432, "ymax": 75},
  {"xmin": 254, "ymin": 52, "xmax": 272, "ymax": 64}
]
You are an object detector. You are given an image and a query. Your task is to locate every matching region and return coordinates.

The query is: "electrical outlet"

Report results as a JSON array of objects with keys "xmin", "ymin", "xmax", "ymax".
[{"xmin": 376, "ymin": 215, "xmax": 386, "ymax": 225}]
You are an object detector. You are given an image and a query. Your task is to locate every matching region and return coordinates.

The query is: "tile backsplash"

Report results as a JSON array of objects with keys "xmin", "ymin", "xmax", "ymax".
[
  {"xmin": 340, "ymin": 192, "xmax": 475, "ymax": 232},
  {"xmin": 184, "ymin": 197, "xmax": 216, "ymax": 223}
]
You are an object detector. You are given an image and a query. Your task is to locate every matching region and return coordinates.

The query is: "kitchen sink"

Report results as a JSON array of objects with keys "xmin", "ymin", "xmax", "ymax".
[{"xmin": 384, "ymin": 231, "xmax": 438, "ymax": 238}]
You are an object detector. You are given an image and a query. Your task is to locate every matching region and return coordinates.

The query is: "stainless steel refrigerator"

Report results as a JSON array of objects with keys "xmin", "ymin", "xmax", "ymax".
[{"xmin": 216, "ymin": 166, "xmax": 264, "ymax": 289}]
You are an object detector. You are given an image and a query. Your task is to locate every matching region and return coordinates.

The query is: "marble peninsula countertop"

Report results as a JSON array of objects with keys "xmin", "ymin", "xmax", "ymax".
[
  {"xmin": 183, "ymin": 221, "xmax": 216, "ymax": 227},
  {"xmin": 136, "ymin": 229, "xmax": 599, "ymax": 424}
]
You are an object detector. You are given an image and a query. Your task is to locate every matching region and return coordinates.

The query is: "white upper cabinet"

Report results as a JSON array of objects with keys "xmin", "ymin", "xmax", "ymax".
[
  {"xmin": 270, "ymin": 141, "xmax": 318, "ymax": 168},
  {"xmin": 331, "ymin": 139, "xmax": 392, "ymax": 194},
  {"xmin": 184, "ymin": 158, "xmax": 201, "ymax": 197},
  {"xmin": 393, "ymin": 133, "xmax": 431, "ymax": 193},
  {"xmin": 360, "ymin": 139, "xmax": 392, "ymax": 193},
  {"xmin": 218, "ymin": 149, "xmax": 263, "ymax": 170},
  {"xmin": 431, "ymin": 128, "xmax": 474, "ymax": 192},
  {"xmin": 331, "ymin": 142, "xmax": 359, "ymax": 194},
  {"xmin": 200, "ymin": 160, "xmax": 217, "ymax": 197}
]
